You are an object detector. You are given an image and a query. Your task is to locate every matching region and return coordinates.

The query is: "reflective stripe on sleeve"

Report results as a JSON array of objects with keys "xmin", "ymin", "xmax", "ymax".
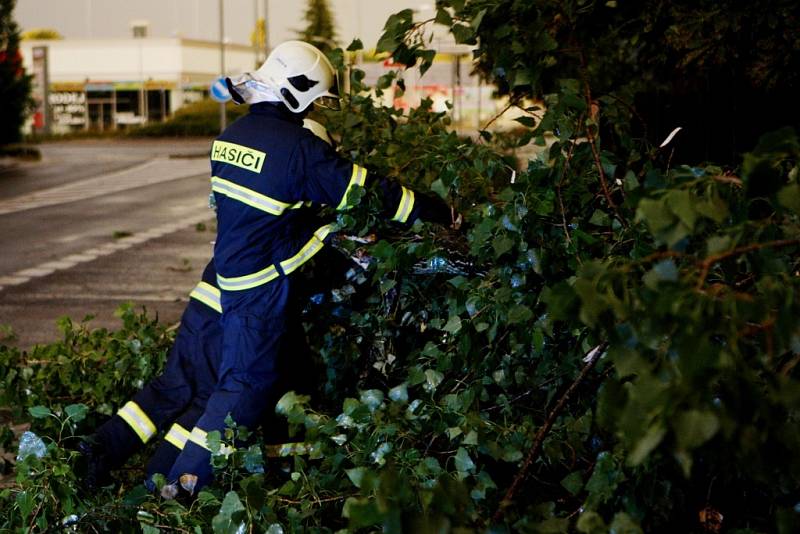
[
  {"xmin": 164, "ymin": 423, "xmax": 192, "ymax": 450},
  {"xmin": 189, "ymin": 281, "xmax": 222, "ymax": 313},
  {"xmin": 391, "ymin": 186, "xmax": 415, "ymax": 223},
  {"xmin": 335, "ymin": 165, "xmax": 368, "ymax": 210},
  {"xmin": 117, "ymin": 401, "xmax": 156, "ymax": 444},
  {"xmin": 279, "ymin": 224, "xmax": 336, "ymax": 276},
  {"xmin": 211, "ymin": 177, "xmax": 290, "ymax": 216},
  {"xmin": 217, "ymin": 263, "xmax": 280, "ymax": 291}
]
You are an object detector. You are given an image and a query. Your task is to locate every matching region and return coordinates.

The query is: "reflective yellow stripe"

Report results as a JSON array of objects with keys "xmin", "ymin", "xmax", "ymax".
[
  {"xmin": 211, "ymin": 177, "xmax": 290, "ymax": 216},
  {"xmin": 118, "ymin": 401, "xmax": 156, "ymax": 444},
  {"xmin": 279, "ymin": 224, "xmax": 335, "ymax": 276},
  {"xmin": 335, "ymin": 165, "xmax": 368, "ymax": 210},
  {"xmin": 217, "ymin": 263, "xmax": 280, "ymax": 291},
  {"xmin": 211, "ymin": 140, "xmax": 266, "ymax": 173},
  {"xmin": 289, "ymin": 200, "xmax": 313, "ymax": 210},
  {"xmin": 188, "ymin": 427, "xmax": 209, "ymax": 450},
  {"xmin": 220, "ymin": 224, "xmax": 335, "ymax": 292},
  {"xmin": 189, "ymin": 281, "xmax": 222, "ymax": 313},
  {"xmin": 164, "ymin": 424, "xmax": 192, "ymax": 450},
  {"xmin": 391, "ymin": 186, "xmax": 415, "ymax": 223}
]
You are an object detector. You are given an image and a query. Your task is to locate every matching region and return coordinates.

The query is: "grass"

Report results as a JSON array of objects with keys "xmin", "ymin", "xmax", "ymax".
[
  {"xmin": 0, "ymin": 144, "xmax": 41, "ymax": 161},
  {"xmin": 24, "ymin": 99, "xmax": 246, "ymax": 143}
]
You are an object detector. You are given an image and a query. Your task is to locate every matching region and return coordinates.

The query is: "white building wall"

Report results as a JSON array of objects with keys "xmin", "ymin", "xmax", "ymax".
[{"xmin": 19, "ymin": 38, "xmax": 258, "ymax": 86}]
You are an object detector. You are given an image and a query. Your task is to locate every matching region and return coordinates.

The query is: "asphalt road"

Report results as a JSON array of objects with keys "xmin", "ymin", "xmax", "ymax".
[{"xmin": 0, "ymin": 139, "xmax": 218, "ymax": 348}]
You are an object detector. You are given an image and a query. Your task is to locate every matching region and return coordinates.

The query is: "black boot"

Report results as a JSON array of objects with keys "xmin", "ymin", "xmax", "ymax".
[{"xmin": 77, "ymin": 437, "xmax": 113, "ymax": 491}]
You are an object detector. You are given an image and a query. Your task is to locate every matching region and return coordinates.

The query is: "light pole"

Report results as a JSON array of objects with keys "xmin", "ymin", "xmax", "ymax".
[
  {"xmin": 219, "ymin": 0, "xmax": 227, "ymax": 131},
  {"xmin": 253, "ymin": 0, "xmax": 259, "ymax": 66},
  {"xmin": 263, "ymin": 0, "xmax": 270, "ymax": 58}
]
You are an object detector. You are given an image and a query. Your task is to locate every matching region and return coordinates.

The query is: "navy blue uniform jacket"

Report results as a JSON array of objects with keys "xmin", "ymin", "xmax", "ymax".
[{"xmin": 210, "ymin": 102, "xmax": 449, "ymax": 292}]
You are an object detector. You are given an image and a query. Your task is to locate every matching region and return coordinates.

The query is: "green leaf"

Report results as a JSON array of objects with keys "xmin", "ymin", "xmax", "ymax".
[
  {"xmin": 628, "ymin": 424, "xmax": 666, "ymax": 465},
  {"xmin": 636, "ymin": 198, "xmax": 674, "ymax": 232},
  {"xmin": 507, "ymin": 305, "xmax": 533, "ymax": 324},
  {"xmin": 243, "ymin": 445, "xmax": 264, "ymax": 474},
  {"xmin": 16, "ymin": 491, "xmax": 34, "ymax": 518},
  {"xmin": 451, "ymin": 23, "xmax": 475, "ymax": 44},
  {"xmin": 347, "ymin": 38, "xmax": 364, "ymax": 52},
  {"xmin": 346, "ymin": 467, "xmax": 367, "ymax": 488},
  {"xmin": 492, "ymin": 235, "xmax": 515, "ymax": 257},
  {"xmin": 212, "ymin": 491, "xmax": 246, "ymax": 534},
  {"xmin": 560, "ymin": 471, "xmax": 584, "ymax": 496},
  {"xmin": 64, "ymin": 403, "xmax": 88, "ymax": 422},
  {"xmin": 674, "ymin": 410, "xmax": 720, "ymax": 450},
  {"xmin": 454, "ymin": 447, "xmax": 476, "ymax": 473},
  {"xmin": 643, "ymin": 259, "xmax": 678, "ymax": 289},
  {"xmin": 435, "ymin": 7, "xmax": 453, "ymax": 26},
  {"xmin": 706, "ymin": 235, "xmax": 732, "ymax": 255},
  {"xmin": 275, "ymin": 391, "xmax": 310, "ymax": 416},
  {"xmin": 342, "ymin": 497, "xmax": 382, "ymax": 528},
  {"xmin": 609, "ymin": 512, "xmax": 644, "ymax": 534},
  {"xmin": 585, "ymin": 452, "xmax": 625, "ymax": 508},
  {"xmin": 443, "ymin": 315, "xmax": 462, "ymax": 333},
  {"xmin": 778, "ymin": 184, "xmax": 800, "ymax": 214},
  {"xmin": 666, "ymin": 190, "xmax": 697, "ymax": 230},
  {"xmin": 424, "ymin": 369, "xmax": 444, "ymax": 391},
  {"xmin": 577, "ymin": 510, "xmax": 607, "ymax": 533},
  {"xmin": 28, "ymin": 405, "xmax": 51, "ymax": 419},
  {"xmin": 430, "ymin": 178, "xmax": 449, "ymax": 199}
]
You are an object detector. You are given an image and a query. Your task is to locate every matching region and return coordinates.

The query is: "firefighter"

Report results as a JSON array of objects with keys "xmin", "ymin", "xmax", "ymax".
[
  {"xmin": 78, "ymin": 119, "xmax": 343, "ymax": 491},
  {"xmin": 78, "ymin": 260, "xmax": 223, "ymax": 490},
  {"xmin": 162, "ymin": 40, "xmax": 453, "ymax": 497}
]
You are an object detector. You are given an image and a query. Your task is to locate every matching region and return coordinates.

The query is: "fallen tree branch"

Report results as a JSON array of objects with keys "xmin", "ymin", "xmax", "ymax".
[
  {"xmin": 696, "ymin": 239, "xmax": 800, "ymax": 290},
  {"xmin": 492, "ymin": 342, "xmax": 608, "ymax": 524}
]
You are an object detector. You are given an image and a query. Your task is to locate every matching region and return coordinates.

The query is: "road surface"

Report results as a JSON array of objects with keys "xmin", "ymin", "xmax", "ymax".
[{"xmin": 0, "ymin": 139, "xmax": 217, "ymax": 348}]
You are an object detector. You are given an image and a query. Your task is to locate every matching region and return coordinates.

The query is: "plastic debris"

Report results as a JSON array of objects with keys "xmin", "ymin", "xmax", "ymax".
[{"xmin": 16, "ymin": 431, "xmax": 46, "ymax": 461}]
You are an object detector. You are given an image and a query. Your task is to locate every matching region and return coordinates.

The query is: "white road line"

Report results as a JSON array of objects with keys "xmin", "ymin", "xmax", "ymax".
[
  {"xmin": 0, "ymin": 210, "xmax": 214, "ymax": 293},
  {"xmin": 0, "ymin": 157, "xmax": 210, "ymax": 216}
]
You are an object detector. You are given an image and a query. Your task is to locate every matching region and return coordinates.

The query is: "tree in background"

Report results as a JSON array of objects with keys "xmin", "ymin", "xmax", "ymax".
[
  {"xmin": 297, "ymin": 0, "xmax": 337, "ymax": 54},
  {"xmin": 0, "ymin": 0, "xmax": 31, "ymax": 145},
  {"xmin": 382, "ymin": 0, "xmax": 800, "ymax": 164},
  {"xmin": 250, "ymin": 17, "xmax": 266, "ymax": 66},
  {"xmin": 21, "ymin": 28, "xmax": 63, "ymax": 40}
]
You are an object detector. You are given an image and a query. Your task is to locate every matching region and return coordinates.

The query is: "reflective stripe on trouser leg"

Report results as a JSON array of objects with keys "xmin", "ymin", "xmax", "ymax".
[
  {"xmin": 189, "ymin": 281, "xmax": 222, "ymax": 313},
  {"xmin": 145, "ymin": 404, "xmax": 208, "ymax": 482},
  {"xmin": 164, "ymin": 423, "xmax": 192, "ymax": 450},
  {"xmin": 168, "ymin": 285, "xmax": 290, "ymax": 491},
  {"xmin": 117, "ymin": 401, "xmax": 157, "ymax": 443}
]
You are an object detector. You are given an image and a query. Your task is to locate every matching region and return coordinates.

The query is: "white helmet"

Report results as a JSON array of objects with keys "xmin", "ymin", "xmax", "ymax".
[{"xmin": 227, "ymin": 40, "xmax": 339, "ymax": 113}]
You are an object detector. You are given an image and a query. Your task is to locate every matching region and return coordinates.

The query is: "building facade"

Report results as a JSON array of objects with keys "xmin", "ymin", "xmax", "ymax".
[{"xmin": 20, "ymin": 38, "xmax": 260, "ymax": 133}]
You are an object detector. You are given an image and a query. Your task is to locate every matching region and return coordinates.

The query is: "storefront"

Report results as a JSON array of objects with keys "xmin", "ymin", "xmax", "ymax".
[{"xmin": 21, "ymin": 37, "xmax": 257, "ymax": 134}]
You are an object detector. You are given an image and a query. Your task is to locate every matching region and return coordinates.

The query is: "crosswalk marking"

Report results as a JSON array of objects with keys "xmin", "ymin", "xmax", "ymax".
[
  {"xmin": 0, "ymin": 157, "xmax": 210, "ymax": 216},
  {"xmin": 0, "ymin": 209, "xmax": 214, "ymax": 293}
]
